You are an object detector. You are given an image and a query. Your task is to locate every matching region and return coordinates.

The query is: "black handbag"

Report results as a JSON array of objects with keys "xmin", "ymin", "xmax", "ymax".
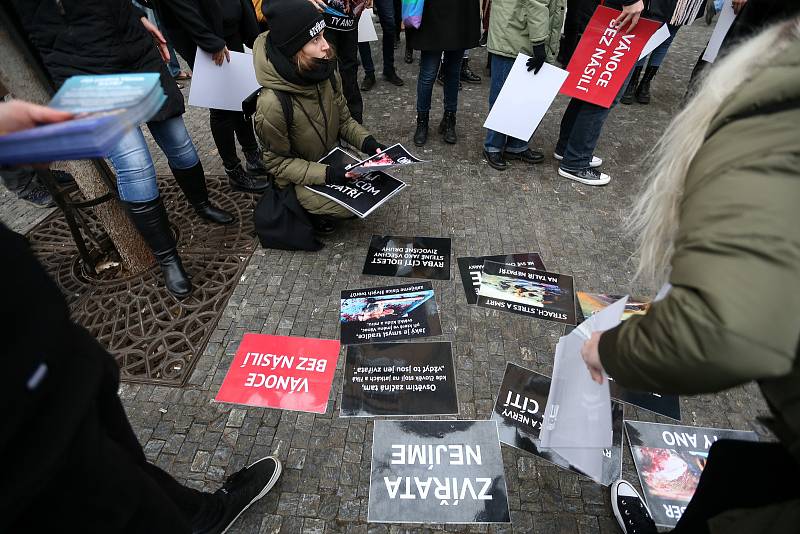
[{"xmin": 253, "ymin": 180, "xmax": 323, "ymax": 251}]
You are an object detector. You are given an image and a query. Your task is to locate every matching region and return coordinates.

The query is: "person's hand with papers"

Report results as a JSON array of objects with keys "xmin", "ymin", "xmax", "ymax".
[{"xmin": 525, "ymin": 43, "xmax": 547, "ymax": 74}]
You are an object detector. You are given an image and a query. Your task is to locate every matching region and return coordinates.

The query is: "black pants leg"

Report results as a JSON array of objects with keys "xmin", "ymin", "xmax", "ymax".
[
  {"xmin": 210, "ymin": 108, "xmax": 243, "ymax": 170},
  {"xmin": 325, "ymin": 28, "xmax": 363, "ymax": 123},
  {"xmin": 671, "ymin": 440, "xmax": 800, "ymax": 534}
]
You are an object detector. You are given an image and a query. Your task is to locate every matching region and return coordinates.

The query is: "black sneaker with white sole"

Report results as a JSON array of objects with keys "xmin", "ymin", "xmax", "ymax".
[
  {"xmin": 558, "ymin": 165, "xmax": 610, "ymax": 186},
  {"xmin": 553, "ymin": 152, "xmax": 603, "ymax": 168},
  {"xmin": 199, "ymin": 456, "xmax": 282, "ymax": 534},
  {"xmin": 611, "ymin": 480, "xmax": 657, "ymax": 534}
]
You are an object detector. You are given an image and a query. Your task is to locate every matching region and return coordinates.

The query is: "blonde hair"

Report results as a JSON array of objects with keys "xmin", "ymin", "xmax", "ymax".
[
  {"xmin": 627, "ymin": 18, "xmax": 800, "ymax": 285},
  {"xmin": 293, "ymin": 44, "xmax": 336, "ymax": 73}
]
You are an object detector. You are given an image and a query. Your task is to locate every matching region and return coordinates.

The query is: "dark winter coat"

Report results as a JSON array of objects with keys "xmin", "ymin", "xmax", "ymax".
[
  {"xmin": 148, "ymin": 0, "xmax": 260, "ymax": 68},
  {"xmin": 406, "ymin": 0, "xmax": 481, "ymax": 51},
  {"xmin": 11, "ymin": 0, "xmax": 184, "ymax": 122}
]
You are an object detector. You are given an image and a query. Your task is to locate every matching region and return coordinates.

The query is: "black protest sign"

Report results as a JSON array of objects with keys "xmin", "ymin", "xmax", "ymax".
[
  {"xmin": 490, "ymin": 362, "xmax": 623, "ymax": 485},
  {"xmin": 565, "ymin": 300, "xmax": 681, "ymax": 421},
  {"xmin": 341, "ymin": 341, "xmax": 457, "ymax": 417},
  {"xmin": 456, "ymin": 253, "xmax": 546, "ymax": 304},
  {"xmin": 347, "ymin": 143, "xmax": 426, "ymax": 175},
  {"xmin": 476, "ymin": 261, "xmax": 576, "ymax": 325},
  {"xmin": 368, "ymin": 420, "xmax": 511, "ymax": 524},
  {"xmin": 306, "ymin": 148, "xmax": 407, "ymax": 218},
  {"xmin": 625, "ymin": 421, "xmax": 759, "ymax": 528},
  {"xmin": 340, "ymin": 282, "xmax": 442, "ymax": 345},
  {"xmin": 363, "ymin": 235, "xmax": 451, "ymax": 280}
]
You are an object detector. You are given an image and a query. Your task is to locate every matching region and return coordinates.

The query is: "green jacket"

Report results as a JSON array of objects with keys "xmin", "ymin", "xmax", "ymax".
[
  {"xmin": 600, "ymin": 40, "xmax": 800, "ymax": 534},
  {"xmin": 486, "ymin": 0, "xmax": 565, "ymax": 62},
  {"xmin": 252, "ymin": 32, "xmax": 371, "ymax": 217}
]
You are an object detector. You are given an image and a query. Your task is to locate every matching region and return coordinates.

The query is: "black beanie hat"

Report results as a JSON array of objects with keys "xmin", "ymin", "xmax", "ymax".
[{"xmin": 263, "ymin": 0, "xmax": 326, "ymax": 57}]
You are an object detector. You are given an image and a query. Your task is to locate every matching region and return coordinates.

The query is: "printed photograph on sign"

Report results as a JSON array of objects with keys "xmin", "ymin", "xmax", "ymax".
[
  {"xmin": 341, "ymin": 341, "xmax": 458, "ymax": 417},
  {"xmin": 477, "ymin": 261, "xmax": 576, "ymax": 325},
  {"xmin": 490, "ymin": 362, "xmax": 623, "ymax": 485},
  {"xmin": 215, "ymin": 334, "xmax": 340, "ymax": 414},
  {"xmin": 456, "ymin": 252, "xmax": 546, "ymax": 304},
  {"xmin": 368, "ymin": 420, "xmax": 511, "ymax": 524},
  {"xmin": 305, "ymin": 147, "xmax": 407, "ymax": 218},
  {"xmin": 347, "ymin": 143, "xmax": 426, "ymax": 175},
  {"xmin": 625, "ymin": 420, "xmax": 759, "ymax": 528},
  {"xmin": 565, "ymin": 298, "xmax": 681, "ymax": 420},
  {"xmin": 340, "ymin": 282, "xmax": 443, "ymax": 345},
  {"xmin": 363, "ymin": 235, "xmax": 452, "ymax": 280}
]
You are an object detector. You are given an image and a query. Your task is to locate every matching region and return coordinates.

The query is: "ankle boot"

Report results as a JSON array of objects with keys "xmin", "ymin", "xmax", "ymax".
[
  {"xmin": 171, "ymin": 163, "xmax": 236, "ymax": 225},
  {"xmin": 460, "ymin": 58, "xmax": 481, "ymax": 84},
  {"xmin": 621, "ymin": 66, "xmax": 641, "ymax": 105},
  {"xmin": 124, "ymin": 197, "xmax": 192, "ymax": 297},
  {"xmin": 413, "ymin": 112, "xmax": 429, "ymax": 147},
  {"xmin": 439, "ymin": 111, "xmax": 457, "ymax": 144},
  {"xmin": 636, "ymin": 66, "xmax": 658, "ymax": 104}
]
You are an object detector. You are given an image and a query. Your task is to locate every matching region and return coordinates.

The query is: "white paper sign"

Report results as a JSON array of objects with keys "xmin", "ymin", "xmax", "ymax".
[
  {"xmin": 702, "ymin": 0, "xmax": 736, "ymax": 63},
  {"xmin": 639, "ymin": 24, "xmax": 671, "ymax": 60},
  {"xmin": 358, "ymin": 9, "xmax": 378, "ymax": 43},
  {"xmin": 483, "ymin": 54, "xmax": 569, "ymax": 142},
  {"xmin": 188, "ymin": 48, "xmax": 260, "ymax": 111}
]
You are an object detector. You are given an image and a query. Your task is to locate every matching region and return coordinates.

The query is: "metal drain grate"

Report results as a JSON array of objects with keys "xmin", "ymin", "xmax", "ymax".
[{"xmin": 28, "ymin": 176, "xmax": 260, "ymax": 386}]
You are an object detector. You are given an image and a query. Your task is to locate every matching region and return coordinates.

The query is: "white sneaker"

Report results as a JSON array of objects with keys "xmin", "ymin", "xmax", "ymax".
[
  {"xmin": 558, "ymin": 166, "xmax": 610, "ymax": 186},
  {"xmin": 553, "ymin": 152, "xmax": 603, "ymax": 168},
  {"xmin": 611, "ymin": 480, "xmax": 657, "ymax": 534}
]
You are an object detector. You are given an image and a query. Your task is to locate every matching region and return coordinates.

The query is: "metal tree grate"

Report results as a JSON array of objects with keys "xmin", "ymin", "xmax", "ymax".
[{"xmin": 28, "ymin": 175, "xmax": 260, "ymax": 386}]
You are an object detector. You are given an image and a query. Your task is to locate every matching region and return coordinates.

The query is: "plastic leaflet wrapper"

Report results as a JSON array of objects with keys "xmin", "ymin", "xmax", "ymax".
[{"xmin": 538, "ymin": 296, "xmax": 629, "ymax": 483}]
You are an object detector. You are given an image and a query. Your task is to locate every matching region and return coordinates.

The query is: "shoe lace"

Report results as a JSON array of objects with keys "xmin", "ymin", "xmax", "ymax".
[{"xmin": 619, "ymin": 497, "xmax": 657, "ymax": 534}]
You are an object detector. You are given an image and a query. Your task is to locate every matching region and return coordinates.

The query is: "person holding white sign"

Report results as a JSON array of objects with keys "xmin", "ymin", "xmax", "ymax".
[{"xmin": 482, "ymin": 0, "xmax": 564, "ymax": 170}]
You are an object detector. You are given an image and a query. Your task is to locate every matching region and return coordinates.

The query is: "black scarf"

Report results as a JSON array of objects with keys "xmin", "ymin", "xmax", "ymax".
[{"xmin": 266, "ymin": 36, "xmax": 335, "ymax": 87}]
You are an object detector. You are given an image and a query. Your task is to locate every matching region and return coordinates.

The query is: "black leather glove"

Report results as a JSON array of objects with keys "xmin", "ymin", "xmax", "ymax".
[
  {"xmin": 362, "ymin": 136, "xmax": 387, "ymax": 155},
  {"xmin": 526, "ymin": 43, "xmax": 547, "ymax": 74},
  {"xmin": 325, "ymin": 165, "xmax": 349, "ymax": 186}
]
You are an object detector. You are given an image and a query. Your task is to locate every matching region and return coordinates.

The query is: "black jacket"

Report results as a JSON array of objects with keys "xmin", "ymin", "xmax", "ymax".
[
  {"xmin": 406, "ymin": 0, "xmax": 481, "ymax": 51},
  {"xmin": 149, "ymin": 0, "xmax": 260, "ymax": 69},
  {"xmin": 11, "ymin": 0, "xmax": 185, "ymax": 122}
]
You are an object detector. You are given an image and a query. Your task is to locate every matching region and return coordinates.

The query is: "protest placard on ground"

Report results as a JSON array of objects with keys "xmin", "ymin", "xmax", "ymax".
[
  {"xmin": 457, "ymin": 252, "xmax": 545, "ymax": 304},
  {"xmin": 368, "ymin": 420, "xmax": 511, "ymax": 523},
  {"xmin": 363, "ymin": 235, "xmax": 451, "ymax": 280},
  {"xmin": 215, "ymin": 334, "xmax": 340, "ymax": 414}
]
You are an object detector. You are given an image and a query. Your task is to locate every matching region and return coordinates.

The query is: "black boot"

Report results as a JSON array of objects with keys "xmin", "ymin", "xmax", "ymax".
[
  {"xmin": 439, "ymin": 111, "xmax": 457, "ymax": 144},
  {"xmin": 636, "ymin": 66, "xmax": 658, "ymax": 104},
  {"xmin": 226, "ymin": 163, "xmax": 269, "ymax": 193},
  {"xmin": 460, "ymin": 58, "xmax": 482, "ymax": 84},
  {"xmin": 309, "ymin": 214, "xmax": 337, "ymax": 235},
  {"xmin": 171, "ymin": 163, "xmax": 236, "ymax": 225},
  {"xmin": 244, "ymin": 150, "xmax": 268, "ymax": 176},
  {"xmin": 124, "ymin": 197, "xmax": 192, "ymax": 297},
  {"xmin": 404, "ymin": 44, "xmax": 413, "ymax": 64},
  {"xmin": 413, "ymin": 112, "xmax": 429, "ymax": 147},
  {"xmin": 621, "ymin": 66, "xmax": 641, "ymax": 105}
]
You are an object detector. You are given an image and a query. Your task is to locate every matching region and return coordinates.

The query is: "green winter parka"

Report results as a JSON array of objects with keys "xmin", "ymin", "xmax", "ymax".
[
  {"xmin": 600, "ymin": 39, "xmax": 800, "ymax": 534},
  {"xmin": 486, "ymin": 0, "xmax": 565, "ymax": 62},
  {"xmin": 252, "ymin": 32, "xmax": 371, "ymax": 217}
]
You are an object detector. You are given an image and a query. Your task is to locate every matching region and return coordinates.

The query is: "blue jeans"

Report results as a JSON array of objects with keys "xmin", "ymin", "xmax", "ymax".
[
  {"xmin": 357, "ymin": 0, "xmax": 397, "ymax": 75},
  {"xmin": 417, "ymin": 49, "xmax": 463, "ymax": 113},
  {"xmin": 554, "ymin": 67, "xmax": 636, "ymax": 170},
  {"xmin": 484, "ymin": 54, "xmax": 530, "ymax": 154},
  {"xmin": 108, "ymin": 116, "xmax": 199, "ymax": 202},
  {"xmin": 641, "ymin": 24, "xmax": 679, "ymax": 68}
]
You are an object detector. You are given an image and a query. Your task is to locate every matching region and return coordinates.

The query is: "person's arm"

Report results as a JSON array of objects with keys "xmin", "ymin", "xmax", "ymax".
[
  {"xmin": 239, "ymin": 0, "xmax": 262, "ymax": 49},
  {"xmin": 587, "ymin": 157, "xmax": 800, "ymax": 395},
  {"xmin": 253, "ymin": 94, "xmax": 328, "ymax": 186},
  {"xmin": 615, "ymin": 0, "xmax": 644, "ymax": 33},
  {"xmin": 157, "ymin": 0, "xmax": 226, "ymax": 53}
]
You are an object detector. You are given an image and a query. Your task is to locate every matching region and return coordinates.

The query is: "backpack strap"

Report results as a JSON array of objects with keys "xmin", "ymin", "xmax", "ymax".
[{"xmin": 272, "ymin": 88, "xmax": 294, "ymax": 133}]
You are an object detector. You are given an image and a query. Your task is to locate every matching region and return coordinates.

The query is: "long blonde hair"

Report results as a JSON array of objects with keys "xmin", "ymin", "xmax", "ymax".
[{"xmin": 627, "ymin": 18, "xmax": 800, "ymax": 285}]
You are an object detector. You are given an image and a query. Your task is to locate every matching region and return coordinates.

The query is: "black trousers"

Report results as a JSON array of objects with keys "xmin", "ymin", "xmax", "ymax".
[
  {"xmin": 325, "ymin": 27, "xmax": 363, "ymax": 123},
  {"xmin": 670, "ymin": 439, "xmax": 800, "ymax": 533},
  {"xmin": 210, "ymin": 108, "xmax": 260, "ymax": 170},
  {"xmin": 12, "ymin": 363, "xmax": 213, "ymax": 533}
]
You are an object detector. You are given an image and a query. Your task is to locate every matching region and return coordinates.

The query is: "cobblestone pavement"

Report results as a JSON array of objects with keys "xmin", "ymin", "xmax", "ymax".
[{"xmin": 2, "ymin": 22, "xmax": 772, "ymax": 534}]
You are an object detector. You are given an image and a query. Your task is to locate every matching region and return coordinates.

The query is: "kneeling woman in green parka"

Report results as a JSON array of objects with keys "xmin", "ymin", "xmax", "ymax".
[{"xmin": 253, "ymin": 0, "xmax": 385, "ymax": 234}]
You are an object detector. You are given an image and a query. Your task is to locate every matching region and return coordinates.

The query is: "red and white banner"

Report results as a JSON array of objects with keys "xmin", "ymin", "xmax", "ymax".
[
  {"xmin": 216, "ymin": 334, "xmax": 340, "ymax": 414},
  {"xmin": 561, "ymin": 6, "xmax": 662, "ymax": 108}
]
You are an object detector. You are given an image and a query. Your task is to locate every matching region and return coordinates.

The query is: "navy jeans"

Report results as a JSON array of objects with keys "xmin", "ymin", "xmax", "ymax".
[
  {"xmin": 417, "ymin": 50, "xmax": 463, "ymax": 114},
  {"xmin": 357, "ymin": 0, "xmax": 397, "ymax": 75},
  {"xmin": 641, "ymin": 24, "xmax": 679, "ymax": 68},
  {"xmin": 554, "ymin": 67, "xmax": 636, "ymax": 170},
  {"xmin": 484, "ymin": 54, "xmax": 529, "ymax": 154}
]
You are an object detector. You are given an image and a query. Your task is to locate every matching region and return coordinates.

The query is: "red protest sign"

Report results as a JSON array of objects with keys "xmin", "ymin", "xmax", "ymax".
[
  {"xmin": 216, "ymin": 334, "xmax": 340, "ymax": 414},
  {"xmin": 561, "ymin": 6, "xmax": 661, "ymax": 108}
]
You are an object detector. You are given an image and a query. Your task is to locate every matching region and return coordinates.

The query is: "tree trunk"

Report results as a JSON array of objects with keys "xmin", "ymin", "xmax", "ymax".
[{"xmin": 0, "ymin": 15, "xmax": 154, "ymax": 274}]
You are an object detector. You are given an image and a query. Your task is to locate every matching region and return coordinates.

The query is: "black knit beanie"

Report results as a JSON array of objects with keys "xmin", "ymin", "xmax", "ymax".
[{"xmin": 263, "ymin": 0, "xmax": 326, "ymax": 57}]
